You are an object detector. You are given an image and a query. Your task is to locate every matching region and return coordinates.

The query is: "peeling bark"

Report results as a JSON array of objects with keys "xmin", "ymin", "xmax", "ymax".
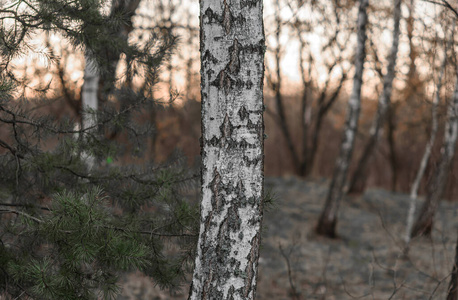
[
  {"xmin": 347, "ymin": 0, "xmax": 401, "ymax": 195},
  {"xmin": 410, "ymin": 71, "xmax": 458, "ymax": 238},
  {"xmin": 316, "ymin": 0, "xmax": 368, "ymax": 238},
  {"xmin": 189, "ymin": 1, "xmax": 265, "ymax": 299}
]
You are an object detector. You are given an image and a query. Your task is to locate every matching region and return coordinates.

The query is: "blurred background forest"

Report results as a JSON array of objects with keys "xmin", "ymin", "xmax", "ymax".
[
  {"xmin": 3, "ymin": 0, "xmax": 458, "ymax": 298},
  {"xmin": 7, "ymin": 0, "xmax": 458, "ymax": 200}
]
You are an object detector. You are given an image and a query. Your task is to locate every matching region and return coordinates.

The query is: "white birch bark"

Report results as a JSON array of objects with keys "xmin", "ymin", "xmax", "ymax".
[
  {"xmin": 347, "ymin": 0, "xmax": 401, "ymax": 194},
  {"xmin": 189, "ymin": 1, "xmax": 265, "ymax": 299},
  {"xmin": 404, "ymin": 25, "xmax": 453, "ymax": 245},
  {"xmin": 80, "ymin": 56, "xmax": 99, "ymax": 168},
  {"xmin": 82, "ymin": 56, "xmax": 99, "ymax": 132},
  {"xmin": 316, "ymin": 0, "xmax": 368, "ymax": 238},
  {"xmin": 410, "ymin": 66, "xmax": 458, "ymax": 238}
]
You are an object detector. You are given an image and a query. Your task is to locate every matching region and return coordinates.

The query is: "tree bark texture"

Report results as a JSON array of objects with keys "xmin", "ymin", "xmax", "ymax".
[
  {"xmin": 411, "ymin": 70, "xmax": 458, "ymax": 238},
  {"xmin": 189, "ymin": 1, "xmax": 265, "ymax": 299},
  {"xmin": 404, "ymin": 25, "xmax": 452, "ymax": 245},
  {"xmin": 347, "ymin": 0, "xmax": 401, "ymax": 195},
  {"xmin": 448, "ymin": 231, "xmax": 458, "ymax": 300},
  {"xmin": 316, "ymin": 0, "xmax": 368, "ymax": 238}
]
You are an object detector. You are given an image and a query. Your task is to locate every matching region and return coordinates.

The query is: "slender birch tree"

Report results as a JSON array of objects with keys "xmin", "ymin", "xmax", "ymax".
[
  {"xmin": 188, "ymin": 0, "xmax": 265, "ymax": 299},
  {"xmin": 410, "ymin": 66, "xmax": 458, "ymax": 238},
  {"xmin": 316, "ymin": 0, "xmax": 369, "ymax": 238},
  {"xmin": 404, "ymin": 24, "xmax": 453, "ymax": 246},
  {"xmin": 81, "ymin": 0, "xmax": 141, "ymax": 128},
  {"xmin": 81, "ymin": 57, "xmax": 99, "ymax": 132},
  {"xmin": 347, "ymin": 0, "xmax": 401, "ymax": 194},
  {"xmin": 80, "ymin": 0, "xmax": 140, "ymax": 164}
]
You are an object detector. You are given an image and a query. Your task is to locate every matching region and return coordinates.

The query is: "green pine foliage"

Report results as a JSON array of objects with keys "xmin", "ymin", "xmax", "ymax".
[{"xmin": 0, "ymin": 0, "xmax": 199, "ymax": 298}]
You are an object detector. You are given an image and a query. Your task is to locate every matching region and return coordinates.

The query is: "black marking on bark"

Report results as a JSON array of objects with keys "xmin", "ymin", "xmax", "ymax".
[
  {"xmin": 236, "ymin": 180, "xmax": 248, "ymax": 207},
  {"xmin": 248, "ymin": 214, "xmax": 261, "ymax": 225},
  {"xmin": 228, "ymin": 199, "xmax": 241, "ymax": 232},
  {"xmin": 229, "ymin": 257, "xmax": 240, "ymax": 268},
  {"xmin": 246, "ymin": 80, "xmax": 253, "ymax": 89},
  {"xmin": 234, "ymin": 78, "xmax": 242, "ymax": 89},
  {"xmin": 204, "ymin": 8, "xmax": 215, "ymax": 23},
  {"xmin": 228, "ymin": 39, "xmax": 241, "ymax": 74},
  {"xmin": 207, "ymin": 136, "xmax": 220, "ymax": 147},
  {"xmin": 241, "ymin": 0, "xmax": 260, "ymax": 9},
  {"xmin": 244, "ymin": 232, "xmax": 260, "ymax": 297},
  {"xmin": 216, "ymin": 217, "xmax": 230, "ymax": 262},
  {"xmin": 247, "ymin": 118, "xmax": 261, "ymax": 130},
  {"xmin": 202, "ymin": 212, "xmax": 213, "ymax": 250},
  {"xmin": 239, "ymin": 139, "xmax": 249, "ymax": 149},
  {"xmin": 202, "ymin": 267, "xmax": 213, "ymax": 299},
  {"xmin": 206, "ymin": 68, "xmax": 215, "ymax": 79},
  {"xmin": 210, "ymin": 168, "xmax": 222, "ymax": 212},
  {"xmin": 203, "ymin": 50, "xmax": 219, "ymax": 65},
  {"xmin": 244, "ymin": 155, "xmax": 262, "ymax": 167},
  {"xmin": 220, "ymin": 114, "xmax": 233, "ymax": 140},
  {"xmin": 227, "ymin": 286, "xmax": 235, "ymax": 300},
  {"xmin": 240, "ymin": 39, "xmax": 265, "ymax": 54},
  {"xmin": 238, "ymin": 106, "xmax": 249, "ymax": 121},
  {"xmin": 223, "ymin": 0, "xmax": 232, "ymax": 35},
  {"xmin": 211, "ymin": 70, "xmax": 233, "ymax": 93}
]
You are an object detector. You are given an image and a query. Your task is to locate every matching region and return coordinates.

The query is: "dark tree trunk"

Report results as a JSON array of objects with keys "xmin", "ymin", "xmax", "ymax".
[
  {"xmin": 297, "ymin": 31, "xmax": 312, "ymax": 176},
  {"xmin": 299, "ymin": 86, "xmax": 309, "ymax": 176},
  {"xmin": 387, "ymin": 103, "xmax": 398, "ymax": 192},
  {"xmin": 271, "ymin": 0, "xmax": 300, "ymax": 172},
  {"xmin": 307, "ymin": 73, "xmax": 346, "ymax": 177},
  {"xmin": 316, "ymin": 0, "xmax": 369, "ymax": 238}
]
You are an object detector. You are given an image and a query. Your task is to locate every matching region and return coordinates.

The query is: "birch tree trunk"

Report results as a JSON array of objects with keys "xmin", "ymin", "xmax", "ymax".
[
  {"xmin": 404, "ymin": 26, "xmax": 452, "ymax": 245},
  {"xmin": 410, "ymin": 71, "xmax": 458, "ymax": 238},
  {"xmin": 316, "ymin": 0, "xmax": 368, "ymax": 238},
  {"xmin": 448, "ymin": 231, "xmax": 458, "ymax": 300},
  {"xmin": 188, "ymin": 1, "xmax": 265, "ymax": 299},
  {"xmin": 347, "ymin": 0, "xmax": 401, "ymax": 195},
  {"xmin": 82, "ymin": 57, "xmax": 99, "ymax": 132},
  {"xmin": 80, "ymin": 56, "xmax": 99, "ymax": 168}
]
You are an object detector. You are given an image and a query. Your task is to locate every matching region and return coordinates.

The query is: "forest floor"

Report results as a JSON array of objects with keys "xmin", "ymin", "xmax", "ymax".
[{"xmin": 118, "ymin": 176, "xmax": 458, "ymax": 300}]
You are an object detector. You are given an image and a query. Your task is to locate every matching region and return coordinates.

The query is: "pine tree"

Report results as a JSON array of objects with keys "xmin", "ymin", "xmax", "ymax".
[{"xmin": 0, "ymin": 0, "xmax": 198, "ymax": 298}]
